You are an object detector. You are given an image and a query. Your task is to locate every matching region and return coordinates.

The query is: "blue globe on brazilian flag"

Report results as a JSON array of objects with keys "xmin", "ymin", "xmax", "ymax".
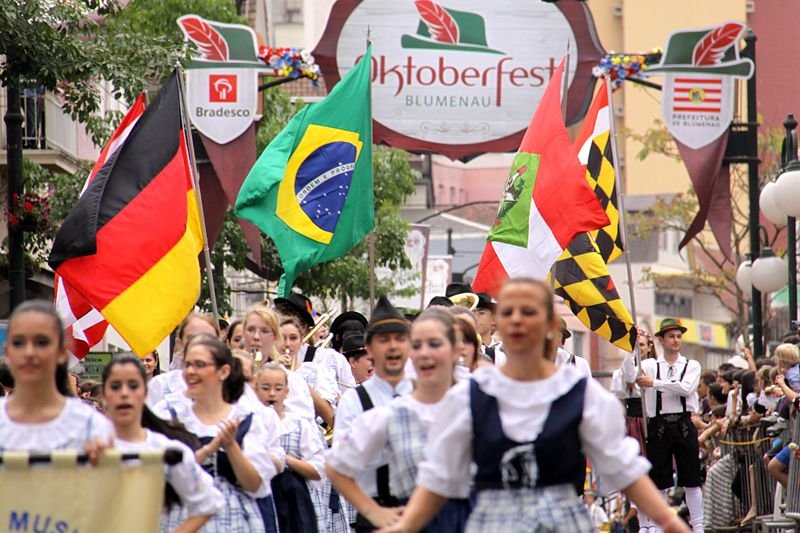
[{"xmin": 236, "ymin": 46, "xmax": 373, "ymax": 295}]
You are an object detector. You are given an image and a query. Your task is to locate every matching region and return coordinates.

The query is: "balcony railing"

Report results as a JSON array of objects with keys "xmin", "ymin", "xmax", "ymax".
[{"xmin": 0, "ymin": 88, "xmax": 83, "ymax": 161}]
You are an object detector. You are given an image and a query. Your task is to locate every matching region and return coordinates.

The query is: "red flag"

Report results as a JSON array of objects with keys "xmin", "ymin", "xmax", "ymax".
[{"xmin": 473, "ymin": 60, "xmax": 608, "ymax": 295}]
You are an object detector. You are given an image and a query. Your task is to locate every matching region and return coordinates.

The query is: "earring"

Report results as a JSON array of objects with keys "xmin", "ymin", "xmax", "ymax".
[{"xmin": 546, "ymin": 332, "xmax": 554, "ymax": 340}]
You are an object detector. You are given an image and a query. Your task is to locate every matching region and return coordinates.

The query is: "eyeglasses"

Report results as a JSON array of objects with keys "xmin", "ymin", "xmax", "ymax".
[{"xmin": 184, "ymin": 360, "xmax": 215, "ymax": 370}]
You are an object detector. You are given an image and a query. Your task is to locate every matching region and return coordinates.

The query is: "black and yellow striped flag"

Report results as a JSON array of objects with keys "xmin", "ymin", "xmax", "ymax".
[
  {"xmin": 585, "ymin": 130, "xmax": 624, "ymax": 263},
  {"xmin": 554, "ymin": 79, "xmax": 635, "ymax": 351},
  {"xmin": 553, "ymin": 233, "xmax": 636, "ymax": 351}
]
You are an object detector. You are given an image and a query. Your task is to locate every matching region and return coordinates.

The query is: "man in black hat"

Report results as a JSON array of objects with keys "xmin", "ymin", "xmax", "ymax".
[
  {"xmin": 332, "ymin": 295, "xmax": 412, "ymax": 530},
  {"xmin": 275, "ymin": 292, "xmax": 357, "ymax": 392},
  {"xmin": 553, "ymin": 317, "xmax": 591, "ymax": 379},
  {"xmin": 473, "ymin": 292, "xmax": 497, "ymax": 359},
  {"xmin": 330, "ymin": 311, "xmax": 368, "ymax": 352},
  {"xmin": 340, "ymin": 330, "xmax": 374, "ymax": 384},
  {"xmin": 624, "ymin": 318, "xmax": 703, "ymax": 532}
]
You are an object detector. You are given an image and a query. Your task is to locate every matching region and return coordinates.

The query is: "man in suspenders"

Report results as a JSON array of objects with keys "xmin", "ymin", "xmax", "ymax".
[
  {"xmin": 332, "ymin": 296, "xmax": 413, "ymax": 531},
  {"xmin": 628, "ymin": 318, "xmax": 703, "ymax": 533}
]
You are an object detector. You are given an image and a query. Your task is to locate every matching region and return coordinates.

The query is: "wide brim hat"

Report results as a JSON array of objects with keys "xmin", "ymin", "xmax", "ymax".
[
  {"xmin": 475, "ymin": 292, "xmax": 496, "ymax": 312},
  {"xmin": 445, "ymin": 282, "xmax": 474, "ymax": 298},
  {"xmin": 341, "ymin": 330, "xmax": 367, "ymax": 356},
  {"xmin": 427, "ymin": 296, "xmax": 454, "ymax": 308},
  {"xmin": 274, "ymin": 293, "xmax": 315, "ymax": 330},
  {"xmin": 330, "ymin": 311, "xmax": 368, "ymax": 336},
  {"xmin": 367, "ymin": 296, "xmax": 410, "ymax": 339},
  {"xmin": 655, "ymin": 317, "xmax": 687, "ymax": 337},
  {"xmin": 400, "ymin": 5, "xmax": 504, "ymax": 55},
  {"xmin": 645, "ymin": 26, "xmax": 754, "ymax": 78}
]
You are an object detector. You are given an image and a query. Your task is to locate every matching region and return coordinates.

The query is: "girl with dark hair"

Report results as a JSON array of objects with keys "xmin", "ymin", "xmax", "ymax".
[
  {"xmin": 154, "ymin": 335, "xmax": 284, "ymax": 533},
  {"xmin": 327, "ymin": 307, "xmax": 471, "ymax": 532},
  {"xmin": 142, "ymin": 350, "xmax": 161, "ymax": 380},
  {"xmin": 102, "ymin": 354, "xmax": 222, "ymax": 532},
  {"xmin": 382, "ymin": 279, "xmax": 687, "ymax": 533},
  {"xmin": 0, "ymin": 300, "xmax": 113, "ymax": 455},
  {"xmin": 226, "ymin": 319, "xmax": 244, "ymax": 350}
]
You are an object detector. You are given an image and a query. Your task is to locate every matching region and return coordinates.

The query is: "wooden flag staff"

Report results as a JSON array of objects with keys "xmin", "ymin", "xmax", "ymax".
[
  {"xmin": 176, "ymin": 66, "xmax": 220, "ymax": 323},
  {"xmin": 604, "ymin": 75, "xmax": 647, "ymax": 437}
]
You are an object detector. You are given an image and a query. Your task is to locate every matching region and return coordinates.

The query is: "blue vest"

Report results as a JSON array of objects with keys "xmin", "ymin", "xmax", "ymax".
[{"xmin": 470, "ymin": 377, "xmax": 587, "ymax": 494}]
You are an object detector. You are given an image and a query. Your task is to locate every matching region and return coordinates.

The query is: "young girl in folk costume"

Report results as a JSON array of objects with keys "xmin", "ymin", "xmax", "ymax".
[
  {"xmin": 278, "ymin": 316, "xmax": 336, "ymax": 426},
  {"xmin": 0, "ymin": 300, "xmax": 114, "ymax": 457},
  {"xmin": 613, "ymin": 328, "xmax": 657, "ymax": 456},
  {"xmin": 102, "ymin": 354, "xmax": 223, "ymax": 532},
  {"xmin": 154, "ymin": 334, "xmax": 284, "ymax": 533},
  {"xmin": 255, "ymin": 363, "xmax": 343, "ymax": 533},
  {"xmin": 382, "ymin": 279, "xmax": 689, "ymax": 533},
  {"xmin": 327, "ymin": 308, "xmax": 472, "ymax": 532},
  {"xmin": 242, "ymin": 305, "xmax": 317, "ymax": 423}
]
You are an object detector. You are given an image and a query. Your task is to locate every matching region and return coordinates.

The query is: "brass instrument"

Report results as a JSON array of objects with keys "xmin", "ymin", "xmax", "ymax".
[
  {"xmin": 316, "ymin": 332, "xmax": 333, "ymax": 349},
  {"xmin": 449, "ymin": 292, "xmax": 479, "ymax": 310},
  {"xmin": 302, "ymin": 307, "xmax": 338, "ymax": 344}
]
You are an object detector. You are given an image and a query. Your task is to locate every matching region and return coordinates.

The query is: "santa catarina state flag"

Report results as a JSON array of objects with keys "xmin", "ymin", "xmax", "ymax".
[
  {"xmin": 236, "ymin": 46, "xmax": 374, "ymax": 296},
  {"xmin": 472, "ymin": 59, "xmax": 609, "ymax": 296},
  {"xmin": 49, "ymin": 71, "xmax": 203, "ymax": 355}
]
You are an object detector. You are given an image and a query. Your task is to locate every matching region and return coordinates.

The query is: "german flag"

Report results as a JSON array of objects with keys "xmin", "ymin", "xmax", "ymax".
[{"xmin": 49, "ymin": 71, "xmax": 203, "ymax": 355}]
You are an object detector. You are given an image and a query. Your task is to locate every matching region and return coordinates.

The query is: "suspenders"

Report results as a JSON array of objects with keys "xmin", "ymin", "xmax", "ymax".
[
  {"xmin": 303, "ymin": 345, "xmax": 317, "ymax": 363},
  {"xmin": 655, "ymin": 360, "xmax": 689, "ymax": 417},
  {"xmin": 355, "ymin": 385, "xmax": 394, "ymax": 503}
]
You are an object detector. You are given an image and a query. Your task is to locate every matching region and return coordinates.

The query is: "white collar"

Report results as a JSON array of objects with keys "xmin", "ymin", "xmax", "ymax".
[{"xmin": 656, "ymin": 354, "xmax": 686, "ymax": 365}]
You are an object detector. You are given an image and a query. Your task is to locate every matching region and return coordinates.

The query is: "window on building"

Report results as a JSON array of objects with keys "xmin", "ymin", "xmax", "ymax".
[
  {"xmin": 655, "ymin": 292, "xmax": 692, "ymax": 317},
  {"xmin": 570, "ymin": 331, "xmax": 585, "ymax": 356},
  {"xmin": 449, "ymin": 186, "xmax": 456, "ymax": 205}
]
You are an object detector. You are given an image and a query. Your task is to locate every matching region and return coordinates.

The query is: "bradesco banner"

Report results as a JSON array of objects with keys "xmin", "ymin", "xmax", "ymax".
[
  {"xmin": 314, "ymin": 0, "xmax": 605, "ymax": 160},
  {"xmin": 178, "ymin": 15, "xmax": 267, "ymax": 145}
]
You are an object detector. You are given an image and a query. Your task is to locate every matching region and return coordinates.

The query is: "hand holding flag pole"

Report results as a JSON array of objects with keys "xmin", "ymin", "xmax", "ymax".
[
  {"xmin": 604, "ymin": 75, "xmax": 646, "ymax": 437},
  {"xmin": 177, "ymin": 66, "xmax": 220, "ymax": 322}
]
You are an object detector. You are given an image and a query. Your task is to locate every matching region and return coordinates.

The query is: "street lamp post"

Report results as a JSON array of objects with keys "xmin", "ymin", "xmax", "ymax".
[{"xmin": 782, "ymin": 114, "xmax": 797, "ymax": 328}]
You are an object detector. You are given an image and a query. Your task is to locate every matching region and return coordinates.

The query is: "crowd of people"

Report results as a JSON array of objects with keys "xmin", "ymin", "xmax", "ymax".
[{"xmin": 2, "ymin": 278, "xmax": 743, "ymax": 533}]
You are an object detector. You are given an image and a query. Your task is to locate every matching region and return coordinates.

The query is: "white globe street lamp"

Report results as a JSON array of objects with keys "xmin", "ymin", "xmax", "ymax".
[
  {"xmin": 774, "ymin": 160, "xmax": 800, "ymax": 218},
  {"xmin": 751, "ymin": 247, "xmax": 788, "ymax": 293},
  {"xmin": 759, "ymin": 181, "xmax": 788, "ymax": 226},
  {"xmin": 736, "ymin": 259, "xmax": 753, "ymax": 293}
]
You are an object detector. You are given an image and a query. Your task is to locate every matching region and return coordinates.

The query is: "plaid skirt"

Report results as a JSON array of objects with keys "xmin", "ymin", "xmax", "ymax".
[
  {"xmin": 310, "ymin": 478, "xmax": 350, "ymax": 533},
  {"xmin": 162, "ymin": 477, "xmax": 266, "ymax": 533},
  {"xmin": 625, "ymin": 415, "xmax": 647, "ymax": 457},
  {"xmin": 466, "ymin": 484, "xmax": 593, "ymax": 533}
]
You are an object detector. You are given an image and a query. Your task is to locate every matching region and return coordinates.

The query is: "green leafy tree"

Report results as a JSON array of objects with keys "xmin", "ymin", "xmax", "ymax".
[{"xmin": 626, "ymin": 120, "xmax": 784, "ymax": 345}]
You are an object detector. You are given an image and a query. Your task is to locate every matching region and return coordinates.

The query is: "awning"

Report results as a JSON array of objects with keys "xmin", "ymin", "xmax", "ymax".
[
  {"xmin": 770, "ymin": 285, "xmax": 800, "ymax": 308},
  {"xmin": 657, "ymin": 316, "xmax": 730, "ymax": 349}
]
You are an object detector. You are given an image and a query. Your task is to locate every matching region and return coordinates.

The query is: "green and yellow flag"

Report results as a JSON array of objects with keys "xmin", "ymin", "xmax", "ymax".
[{"xmin": 236, "ymin": 47, "xmax": 374, "ymax": 296}]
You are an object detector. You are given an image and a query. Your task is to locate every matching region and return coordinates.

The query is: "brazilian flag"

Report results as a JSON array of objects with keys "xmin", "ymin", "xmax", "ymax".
[{"xmin": 236, "ymin": 46, "xmax": 374, "ymax": 296}]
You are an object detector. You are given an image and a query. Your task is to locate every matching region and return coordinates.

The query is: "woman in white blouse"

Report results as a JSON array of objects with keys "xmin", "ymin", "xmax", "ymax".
[
  {"xmin": 382, "ymin": 278, "xmax": 689, "ymax": 533},
  {"xmin": 327, "ymin": 307, "xmax": 471, "ymax": 532},
  {"xmin": 0, "ymin": 300, "xmax": 113, "ymax": 456},
  {"xmin": 102, "ymin": 353, "xmax": 223, "ymax": 532},
  {"xmin": 242, "ymin": 305, "xmax": 317, "ymax": 423},
  {"xmin": 154, "ymin": 334, "xmax": 284, "ymax": 533}
]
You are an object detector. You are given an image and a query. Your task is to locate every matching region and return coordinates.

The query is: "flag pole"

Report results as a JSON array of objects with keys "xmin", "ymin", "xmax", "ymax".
[
  {"xmin": 176, "ymin": 66, "xmax": 221, "ymax": 323},
  {"xmin": 604, "ymin": 75, "xmax": 646, "ymax": 436},
  {"xmin": 550, "ymin": 44, "xmax": 571, "ymax": 290},
  {"xmin": 366, "ymin": 27, "xmax": 376, "ymax": 311}
]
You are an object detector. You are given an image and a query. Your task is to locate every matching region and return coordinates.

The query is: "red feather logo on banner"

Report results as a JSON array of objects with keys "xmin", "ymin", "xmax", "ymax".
[
  {"xmin": 692, "ymin": 22, "xmax": 745, "ymax": 66},
  {"xmin": 179, "ymin": 16, "xmax": 229, "ymax": 62},
  {"xmin": 414, "ymin": 0, "xmax": 459, "ymax": 44}
]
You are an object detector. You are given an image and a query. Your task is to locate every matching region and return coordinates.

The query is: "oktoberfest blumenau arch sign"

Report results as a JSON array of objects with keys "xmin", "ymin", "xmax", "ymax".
[{"xmin": 313, "ymin": 0, "xmax": 605, "ymax": 160}]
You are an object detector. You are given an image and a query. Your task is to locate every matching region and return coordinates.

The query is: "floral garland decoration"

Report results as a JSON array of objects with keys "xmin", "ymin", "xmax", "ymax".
[
  {"xmin": 258, "ymin": 46, "xmax": 322, "ymax": 86},
  {"xmin": 3, "ymin": 192, "xmax": 51, "ymax": 231},
  {"xmin": 593, "ymin": 50, "xmax": 662, "ymax": 88}
]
